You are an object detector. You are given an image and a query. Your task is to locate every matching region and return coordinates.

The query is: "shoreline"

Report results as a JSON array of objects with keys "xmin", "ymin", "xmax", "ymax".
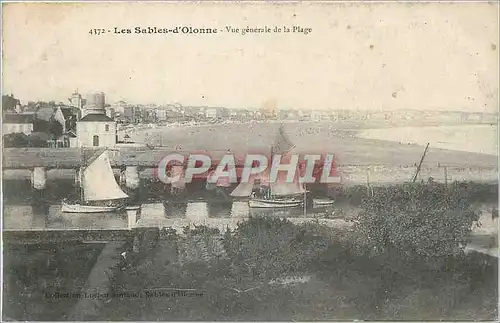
[{"xmin": 120, "ymin": 119, "xmax": 496, "ymax": 135}]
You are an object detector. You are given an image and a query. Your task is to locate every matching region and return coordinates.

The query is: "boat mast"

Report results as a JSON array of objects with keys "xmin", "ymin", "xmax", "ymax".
[
  {"xmin": 79, "ymin": 146, "xmax": 84, "ymax": 202},
  {"xmin": 269, "ymin": 145, "xmax": 273, "ymax": 198},
  {"xmin": 303, "ymin": 183, "xmax": 306, "ymax": 216}
]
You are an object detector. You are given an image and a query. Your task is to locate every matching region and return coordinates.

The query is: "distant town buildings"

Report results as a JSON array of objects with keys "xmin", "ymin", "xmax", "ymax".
[
  {"xmin": 122, "ymin": 106, "xmax": 139, "ymax": 123},
  {"xmin": 105, "ymin": 107, "xmax": 116, "ymax": 119},
  {"xmin": 205, "ymin": 107, "xmax": 217, "ymax": 119},
  {"xmin": 156, "ymin": 107, "xmax": 167, "ymax": 121},
  {"xmin": 3, "ymin": 90, "xmax": 498, "ymax": 150}
]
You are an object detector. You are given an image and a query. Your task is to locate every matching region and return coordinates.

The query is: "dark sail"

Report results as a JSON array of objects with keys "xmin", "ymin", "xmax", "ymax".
[
  {"xmin": 271, "ymin": 123, "xmax": 295, "ymax": 155},
  {"xmin": 270, "ymin": 124, "xmax": 304, "ymax": 196}
]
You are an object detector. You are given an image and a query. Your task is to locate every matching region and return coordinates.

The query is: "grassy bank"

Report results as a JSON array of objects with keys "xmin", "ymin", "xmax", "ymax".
[
  {"xmin": 97, "ymin": 206, "xmax": 497, "ymax": 321},
  {"xmin": 2, "ymin": 242, "xmax": 105, "ymax": 321},
  {"xmin": 3, "ymin": 180, "xmax": 496, "ymax": 320}
]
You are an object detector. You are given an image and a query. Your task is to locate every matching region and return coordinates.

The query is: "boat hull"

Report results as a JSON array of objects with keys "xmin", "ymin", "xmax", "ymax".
[
  {"xmin": 313, "ymin": 199, "xmax": 335, "ymax": 207},
  {"xmin": 61, "ymin": 202, "xmax": 120, "ymax": 213},
  {"xmin": 248, "ymin": 198, "xmax": 303, "ymax": 208},
  {"xmin": 125, "ymin": 205, "xmax": 141, "ymax": 211}
]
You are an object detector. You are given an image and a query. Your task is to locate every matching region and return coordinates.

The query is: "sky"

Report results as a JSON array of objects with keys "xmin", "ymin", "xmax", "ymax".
[{"xmin": 2, "ymin": 2, "xmax": 499, "ymax": 112}]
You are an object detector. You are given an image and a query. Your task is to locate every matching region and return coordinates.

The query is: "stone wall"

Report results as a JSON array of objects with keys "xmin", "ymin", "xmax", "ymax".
[{"xmin": 338, "ymin": 164, "xmax": 498, "ymax": 185}]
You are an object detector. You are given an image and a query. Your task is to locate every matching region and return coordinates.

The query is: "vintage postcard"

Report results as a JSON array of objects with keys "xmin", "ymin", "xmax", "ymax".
[{"xmin": 1, "ymin": 1, "xmax": 498, "ymax": 321}]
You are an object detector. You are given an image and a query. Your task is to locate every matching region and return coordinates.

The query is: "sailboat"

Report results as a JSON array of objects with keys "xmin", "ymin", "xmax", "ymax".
[
  {"xmin": 61, "ymin": 150, "xmax": 129, "ymax": 213},
  {"xmin": 245, "ymin": 124, "xmax": 306, "ymax": 208}
]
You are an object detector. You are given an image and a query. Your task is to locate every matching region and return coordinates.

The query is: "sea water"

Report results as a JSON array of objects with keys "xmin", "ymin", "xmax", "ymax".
[{"xmin": 356, "ymin": 124, "xmax": 498, "ymax": 156}]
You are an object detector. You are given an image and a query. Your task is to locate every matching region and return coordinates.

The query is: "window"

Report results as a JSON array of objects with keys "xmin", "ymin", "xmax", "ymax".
[
  {"xmin": 93, "ymin": 135, "xmax": 99, "ymax": 147},
  {"xmin": 105, "ymin": 124, "xmax": 110, "ymax": 132}
]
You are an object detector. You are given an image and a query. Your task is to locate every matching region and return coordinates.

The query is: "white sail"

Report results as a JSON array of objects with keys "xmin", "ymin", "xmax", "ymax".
[
  {"xmin": 32, "ymin": 167, "xmax": 47, "ymax": 190},
  {"xmin": 207, "ymin": 170, "xmax": 232, "ymax": 188},
  {"xmin": 170, "ymin": 165, "xmax": 186, "ymax": 189},
  {"xmin": 82, "ymin": 151, "xmax": 129, "ymax": 201},
  {"xmin": 185, "ymin": 202, "xmax": 209, "ymax": 222},
  {"xmin": 230, "ymin": 182, "xmax": 254, "ymax": 197},
  {"xmin": 259, "ymin": 168, "xmax": 271, "ymax": 186}
]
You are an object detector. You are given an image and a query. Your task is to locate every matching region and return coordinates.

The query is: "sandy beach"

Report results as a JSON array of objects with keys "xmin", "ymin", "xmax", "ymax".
[
  {"xmin": 126, "ymin": 121, "xmax": 497, "ymax": 165},
  {"xmin": 115, "ymin": 121, "xmax": 499, "ymax": 184}
]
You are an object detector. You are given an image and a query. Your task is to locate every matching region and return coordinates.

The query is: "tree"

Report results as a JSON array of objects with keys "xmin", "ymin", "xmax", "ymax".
[
  {"xmin": 27, "ymin": 133, "xmax": 50, "ymax": 147},
  {"xmin": 355, "ymin": 182, "xmax": 480, "ymax": 267},
  {"xmin": 47, "ymin": 119, "xmax": 63, "ymax": 138},
  {"xmin": 353, "ymin": 182, "xmax": 481, "ymax": 310},
  {"xmin": 2, "ymin": 95, "xmax": 20, "ymax": 113},
  {"xmin": 3, "ymin": 133, "xmax": 29, "ymax": 147}
]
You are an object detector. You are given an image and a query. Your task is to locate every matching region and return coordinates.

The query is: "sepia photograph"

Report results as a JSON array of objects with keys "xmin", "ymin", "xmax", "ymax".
[{"xmin": 1, "ymin": 1, "xmax": 498, "ymax": 321}]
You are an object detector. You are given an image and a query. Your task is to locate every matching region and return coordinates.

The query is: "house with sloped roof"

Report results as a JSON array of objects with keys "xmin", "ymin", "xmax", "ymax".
[
  {"xmin": 54, "ymin": 106, "xmax": 78, "ymax": 133},
  {"xmin": 76, "ymin": 113, "xmax": 117, "ymax": 147},
  {"xmin": 3, "ymin": 114, "xmax": 34, "ymax": 135}
]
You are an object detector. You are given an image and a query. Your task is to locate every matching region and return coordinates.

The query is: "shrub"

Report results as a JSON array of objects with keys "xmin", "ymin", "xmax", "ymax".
[
  {"xmin": 451, "ymin": 181, "xmax": 498, "ymax": 203},
  {"xmin": 355, "ymin": 182, "xmax": 480, "ymax": 270},
  {"xmin": 3, "ymin": 133, "xmax": 29, "ymax": 147},
  {"xmin": 224, "ymin": 216, "xmax": 328, "ymax": 279},
  {"xmin": 337, "ymin": 185, "xmax": 370, "ymax": 206}
]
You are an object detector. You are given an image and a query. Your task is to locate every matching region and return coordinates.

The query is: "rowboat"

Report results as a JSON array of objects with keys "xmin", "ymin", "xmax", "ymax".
[
  {"xmin": 248, "ymin": 198, "xmax": 303, "ymax": 208},
  {"xmin": 61, "ymin": 201, "xmax": 122, "ymax": 213},
  {"xmin": 313, "ymin": 199, "xmax": 335, "ymax": 207}
]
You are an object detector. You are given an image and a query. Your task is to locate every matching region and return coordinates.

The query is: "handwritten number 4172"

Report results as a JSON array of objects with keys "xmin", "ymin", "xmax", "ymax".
[{"xmin": 89, "ymin": 29, "xmax": 106, "ymax": 35}]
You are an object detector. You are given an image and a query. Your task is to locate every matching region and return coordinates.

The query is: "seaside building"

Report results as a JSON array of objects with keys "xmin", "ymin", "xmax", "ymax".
[
  {"xmin": 205, "ymin": 107, "xmax": 217, "ymax": 119},
  {"xmin": 469, "ymin": 112, "xmax": 484, "ymax": 122},
  {"xmin": 53, "ymin": 107, "xmax": 78, "ymax": 133},
  {"xmin": 52, "ymin": 106, "xmax": 78, "ymax": 147},
  {"xmin": 76, "ymin": 112, "xmax": 117, "ymax": 147},
  {"xmin": 55, "ymin": 131, "xmax": 77, "ymax": 148},
  {"xmin": 123, "ymin": 106, "xmax": 135, "ymax": 118},
  {"xmin": 68, "ymin": 91, "xmax": 84, "ymax": 110},
  {"xmin": 156, "ymin": 107, "xmax": 167, "ymax": 121},
  {"xmin": 123, "ymin": 106, "xmax": 143, "ymax": 123},
  {"xmin": 105, "ymin": 107, "xmax": 116, "ymax": 119},
  {"xmin": 113, "ymin": 100, "xmax": 128, "ymax": 112},
  {"xmin": 2, "ymin": 114, "xmax": 34, "ymax": 135}
]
